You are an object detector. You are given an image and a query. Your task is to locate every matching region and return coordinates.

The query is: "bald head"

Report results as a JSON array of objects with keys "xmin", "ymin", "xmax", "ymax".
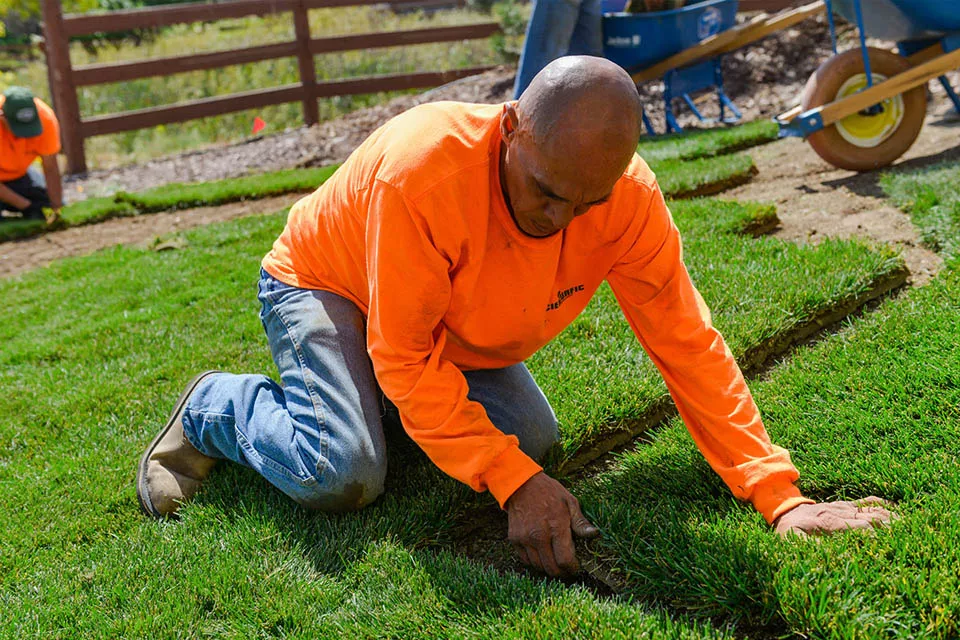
[
  {"xmin": 497, "ymin": 56, "xmax": 643, "ymax": 238},
  {"xmin": 517, "ymin": 56, "xmax": 643, "ymax": 156}
]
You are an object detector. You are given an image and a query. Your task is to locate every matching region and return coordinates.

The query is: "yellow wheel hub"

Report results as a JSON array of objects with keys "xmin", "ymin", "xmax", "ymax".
[{"xmin": 835, "ymin": 73, "xmax": 905, "ymax": 148}]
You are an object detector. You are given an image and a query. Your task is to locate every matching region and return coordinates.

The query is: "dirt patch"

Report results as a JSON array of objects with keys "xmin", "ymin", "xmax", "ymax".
[
  {"xmin": 0, "ymin": 193, "xmax": 303, "ymax": 280},
  {"xmin": 726, "ymin": 101, "xmax": 960, "ymax": 286}
]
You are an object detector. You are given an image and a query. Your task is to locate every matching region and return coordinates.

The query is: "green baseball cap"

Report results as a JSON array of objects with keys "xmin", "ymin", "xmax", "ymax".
[{"xmin": 2, "ymin": 86, "xmax": 43, "ymax": 138}]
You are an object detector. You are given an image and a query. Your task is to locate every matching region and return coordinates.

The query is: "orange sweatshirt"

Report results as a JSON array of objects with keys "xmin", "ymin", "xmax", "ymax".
[{"xmin": 262, "ymin": 101, "xmax": 813, "ymax": 523}]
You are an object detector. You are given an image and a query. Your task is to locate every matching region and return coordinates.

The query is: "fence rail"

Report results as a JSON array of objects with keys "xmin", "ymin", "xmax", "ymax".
[{"xmin": 41, "ymin": 0, "xmax": 501, "ymax": 174}]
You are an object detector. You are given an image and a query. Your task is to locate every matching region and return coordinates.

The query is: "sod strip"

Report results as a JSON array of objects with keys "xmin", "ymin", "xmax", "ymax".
[
  {"xmin": 116, "ymin": 166, "xmax": 339, "ymax": 213},
  {"xmin": 532, "ymin": 198, "xmax": 907, "ymax": 473},
  {"xmin": 577, "ymin": 260, "xmax": 960, "ymax": 638},
  {"xmin": 882, "ymin": 161, "xmax": 960, "ymax": 257},
  {"xmin": 638, "ymin": 119, "xmax": 779, "ymax": 164},
  {"xmin": 0, "ymin": 165, "xmax": 339, "ymax": 243},
  {"xmin": 650, "ymin": 154, "xmax": 758, "ymax": 200},
  {"xmin": 0, "ymin": 212, "xmax": 737, "ymax": 638}
]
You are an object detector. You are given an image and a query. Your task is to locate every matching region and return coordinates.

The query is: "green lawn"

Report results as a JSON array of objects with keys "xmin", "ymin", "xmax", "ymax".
[
  {"xmin": 0, "ymin": 210, "xmax": 748, "ymax": 637},
  {"xmin": 578, "ymin": 258, "xmax": 960, "ymax": 637},
  {"xmin": 0, "ymin": 194, "xmax": 906, "ymax": 636},
  {"xmin": 5, "ymin": 121, "xmax": 951, "ymax": 637},
  {"xmin": 882, "ymin": 161, "xmax": 960, "ymax": 258}
]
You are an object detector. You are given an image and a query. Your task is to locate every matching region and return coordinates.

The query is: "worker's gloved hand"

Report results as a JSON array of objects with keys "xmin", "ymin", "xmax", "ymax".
[
  {"xmin": 774, "ymin": 496, "xmax": 895, "ymax": 537},
  {"xmin": 505, "ymin": 471, "xmax": 600, "ymax": 577}
]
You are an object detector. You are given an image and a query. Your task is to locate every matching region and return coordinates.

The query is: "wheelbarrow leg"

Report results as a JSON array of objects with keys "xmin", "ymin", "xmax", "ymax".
[
  {"xmin": 714, "ymin": 59, "xmax": 741, "ymax": 124},
  {"xmin": 663, "ymin": 71, "xmax": 683, "ymax": 133},
  {"xmin": 718, "ymin": 89, "xmax": 742, "ymax": 123},
  {"xmin": 665, "ymin": 108, "xmax": 683, "ymax": 133},
  {"xmin": 938, "ymin": 75, "xmax": 960, "ymax": 114},
  {"xmin": 641, "ymin": 105, "xmax": 657, "ymax": 136},
  {"xmin": 682, "ymin": 94, "xmax": 707, "ymax": 123}
]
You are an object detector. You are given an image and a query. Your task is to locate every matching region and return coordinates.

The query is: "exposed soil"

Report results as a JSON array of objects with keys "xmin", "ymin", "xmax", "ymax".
[
  {"xmin": 0, "ymin": 193, "xmax": 304, "ymax": 279},
  {"xmin": 726, "ymin": 98, "xmax": 960, "ymax": 286}
]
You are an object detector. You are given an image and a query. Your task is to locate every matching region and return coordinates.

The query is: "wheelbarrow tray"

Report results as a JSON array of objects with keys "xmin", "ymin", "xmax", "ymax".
[
  {"xmin": 602, "ymin": 0, "xmax": 739, "ymax": 71},
  {"xmin": 830, "ymin": 0, "xmax": 960, "ymax": 42}
]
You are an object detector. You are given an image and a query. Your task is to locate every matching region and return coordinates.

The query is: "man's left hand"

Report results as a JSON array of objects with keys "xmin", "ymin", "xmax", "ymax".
[{"xmin": 774, "ymin": 497, "xmax": 894, "ymax": 537}]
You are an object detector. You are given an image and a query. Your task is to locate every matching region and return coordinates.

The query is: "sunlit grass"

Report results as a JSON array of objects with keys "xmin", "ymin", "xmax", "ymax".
[
  {"xmin": 882, "ymin": 161, "xmax": 960, "ymax": 258},
  {"xmin": 579, "ymin": 258, "xmax": 960, "ymax": 637}
]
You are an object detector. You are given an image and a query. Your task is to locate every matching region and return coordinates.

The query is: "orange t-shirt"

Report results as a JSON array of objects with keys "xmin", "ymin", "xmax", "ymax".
[
  {"xmin": 0, "ymin": 96, "xmax": 61, "ymax": 182},
  {"xmin": 262, "ymin": 101, "xmax": 813, "ymax": 522}
]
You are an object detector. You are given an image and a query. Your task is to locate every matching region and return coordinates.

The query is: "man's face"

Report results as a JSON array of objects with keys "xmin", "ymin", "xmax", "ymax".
[{"xmin": 499, "ymin": 104, "xmax": 631, "ymax": 238}]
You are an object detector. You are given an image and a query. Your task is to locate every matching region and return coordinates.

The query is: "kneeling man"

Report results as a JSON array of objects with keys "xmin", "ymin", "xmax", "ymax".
[
  {"xmin": 138, "ymin": 56, "xmax": 891, "ymax": 577},
  {"xmin": 0, "ymin": 86, "xmax": 63, "ymax": 221}
]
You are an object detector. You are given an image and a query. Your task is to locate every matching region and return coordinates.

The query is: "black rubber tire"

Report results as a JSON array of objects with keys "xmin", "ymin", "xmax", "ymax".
[{"xmin": 801, "ymin": 47, "xmax": 927, "ymax": 172}]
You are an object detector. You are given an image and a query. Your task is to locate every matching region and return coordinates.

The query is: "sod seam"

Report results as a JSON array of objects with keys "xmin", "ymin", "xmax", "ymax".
[
  {"xmin": 533, "ymin": 197, "xmax": 907, "ymax": 472},
  {"xmin": 556, "ymin": 262, "xmax": 908, "ymax": 475}
]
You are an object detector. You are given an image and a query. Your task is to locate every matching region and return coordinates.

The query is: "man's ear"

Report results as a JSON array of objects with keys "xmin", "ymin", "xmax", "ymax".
[{"xmin": 500, "ymin": 102, "xmax": 519, "ymax": 144}]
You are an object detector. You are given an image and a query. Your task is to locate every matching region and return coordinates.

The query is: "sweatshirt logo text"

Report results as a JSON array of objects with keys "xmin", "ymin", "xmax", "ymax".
[{"xmin": 546, "ymin": 284, "xmax": 585, "ymax": 312}]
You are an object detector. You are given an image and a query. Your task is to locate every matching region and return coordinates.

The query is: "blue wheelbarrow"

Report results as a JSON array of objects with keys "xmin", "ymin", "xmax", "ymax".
[
  {"xmin": 602, "ymin": 0, "xmax": 742, "ymax": 134},
  {"xmin": 777, "ymin": 0, "xmax": 960, "ymax": 171}
]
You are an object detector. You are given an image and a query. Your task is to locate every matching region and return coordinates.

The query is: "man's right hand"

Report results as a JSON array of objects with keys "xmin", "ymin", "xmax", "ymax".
[{"xmin": 505, "ymin": 471, "xmax": 600, "ymax": 577}]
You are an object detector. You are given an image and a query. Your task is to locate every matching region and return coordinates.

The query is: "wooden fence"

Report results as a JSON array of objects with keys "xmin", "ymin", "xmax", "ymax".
[{"xmin": 41, "ymin": 0, "xmax": 501, "ymax": 174}]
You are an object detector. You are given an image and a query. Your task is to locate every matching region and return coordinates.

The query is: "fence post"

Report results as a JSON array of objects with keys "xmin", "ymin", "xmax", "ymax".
[
  {"xmin": 293, "ymin": 0, "xmax": 319, "ymax": 126},
  {"xmin": 41, "ymin": 0, "xmax": 86, "ymax": 174}
]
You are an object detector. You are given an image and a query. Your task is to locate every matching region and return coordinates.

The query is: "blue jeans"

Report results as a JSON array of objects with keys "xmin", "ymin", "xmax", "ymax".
[
  {"xmin": 182, "ymin": 269, "xmax": 559, "ymax": 512},
  {"xmin": 513, "ymin": 0, "xmax": 604, "ymax": 99}
]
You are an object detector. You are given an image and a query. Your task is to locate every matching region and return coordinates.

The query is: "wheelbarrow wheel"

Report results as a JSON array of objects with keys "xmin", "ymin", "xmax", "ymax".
[{"xmin": 802, "ymin": 47, "xmax": 927, "ymax": 172}]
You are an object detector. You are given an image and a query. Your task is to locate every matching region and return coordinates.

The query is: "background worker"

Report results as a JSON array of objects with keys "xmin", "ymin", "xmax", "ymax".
[
  {"xmin": 512, "ymin": 0, "xmax": 604, "ymax": 99},
  {"xmin": 0, "ymin": 86, "xmax": 63, "ymax": 222},
  {"xmin": 138, "ymin": 56, "xmax": 892, "ymax": 578}
]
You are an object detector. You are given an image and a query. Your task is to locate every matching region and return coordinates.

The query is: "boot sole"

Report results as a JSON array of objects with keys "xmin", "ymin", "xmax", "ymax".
[{"xmin": 136, "ymin": 370, "xmax": 221, "ymax": 519}]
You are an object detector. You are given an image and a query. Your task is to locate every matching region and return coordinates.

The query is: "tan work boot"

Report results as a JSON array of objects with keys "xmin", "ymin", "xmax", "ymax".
[{"xmin": 137, "ymin": 371, "xmax": 221, "ymax": 519}]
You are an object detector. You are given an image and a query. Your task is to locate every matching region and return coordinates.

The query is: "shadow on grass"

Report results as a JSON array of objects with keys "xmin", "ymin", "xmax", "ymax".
[
  {"xmin": 187, "ymin": 416, "xmax": 750, "ymax": 636},
  {"xmin": 823, "ymin": 142, "xmax": 960, "ymax": 200},
  {"xmin": 190, "ymin": 411, "xmax": 484, "ymax": 572}
]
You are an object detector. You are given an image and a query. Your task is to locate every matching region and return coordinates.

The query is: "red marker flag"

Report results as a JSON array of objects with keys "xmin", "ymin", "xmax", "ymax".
[{"xmin": 252, "ymin": 116, "xmax": 266, "ymax": 135}]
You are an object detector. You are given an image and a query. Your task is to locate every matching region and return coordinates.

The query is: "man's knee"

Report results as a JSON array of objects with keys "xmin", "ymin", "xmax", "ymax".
[
  {"xmin": 517, "ymin": 412, "xmax": 559, "ymax": 463},
  {"xmin": 294, "ymin": 449, "xmax": 387, "ymax": 513}
]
